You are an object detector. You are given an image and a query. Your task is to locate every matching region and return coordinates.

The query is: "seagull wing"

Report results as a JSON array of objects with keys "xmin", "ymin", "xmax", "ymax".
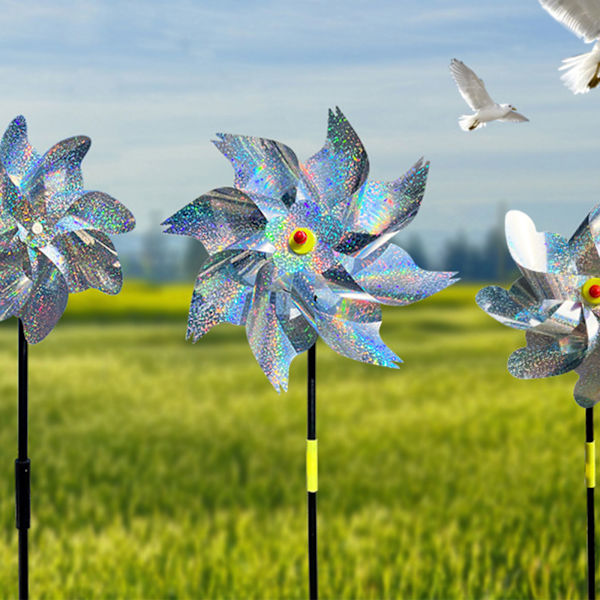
[
  {"xmin": 499, "ymin": 111, "xmax": 530, "ymax": 123},
  {"xmin": 539, "ymin": 0, "xmax": 600, "ymax": 42},
  {"xmin": 449, "ymin": 59, "xmax": 495, "ymax": 110}
]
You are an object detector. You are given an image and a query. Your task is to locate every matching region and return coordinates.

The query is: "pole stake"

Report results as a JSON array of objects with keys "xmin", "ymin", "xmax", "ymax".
[
  {"xmin": 307, "ymin": 344, "xmax": 318, "ymax": 600},
  {"xmin": 587, "ymin": 407, "xmax": 595, "ymax": 600},
  {"xmin": 16, "ymin": 320, "xmax": 29, "ymax": 600}
]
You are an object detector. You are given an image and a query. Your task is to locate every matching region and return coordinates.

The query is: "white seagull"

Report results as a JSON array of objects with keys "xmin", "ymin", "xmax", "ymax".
[
  {"xmin": 539, "ymin": 0, "xmax": 600, "ymax": 94},
  {"xmin": 449, "ymin": 59, "xmax": 529, "ymax": 131}
]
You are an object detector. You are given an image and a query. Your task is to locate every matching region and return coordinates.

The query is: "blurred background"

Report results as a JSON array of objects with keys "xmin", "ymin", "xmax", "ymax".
[{"xmin": 0, "ymin": 0, "xmax": 596, "ymax": 597}]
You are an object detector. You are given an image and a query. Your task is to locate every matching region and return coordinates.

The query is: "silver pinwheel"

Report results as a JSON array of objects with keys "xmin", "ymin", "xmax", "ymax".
[
  {"xmin": 0, "ymin": 114, "xmax": 136, "ymax": 598},
  {"xmin": 164, "ymin": 107, "xmax": 457, "ymax": 598},
  {"xmin": 477, "ymin": 207, "xmax": 600, "ymax": 596},
  {"xmin": 164, "ymin": 107, "xmax": 456, "ymax": 391},
  {"xmin": 0, "ymin": 115, "xmax": 135, "ymax": 343},
  {"xmin": 477, "ymin": 209, "xmax": 600, "ymax": 407}
]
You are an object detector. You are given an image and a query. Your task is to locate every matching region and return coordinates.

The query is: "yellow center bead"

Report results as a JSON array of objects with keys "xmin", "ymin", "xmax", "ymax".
[
  {"xmin": 582, "ymin": 278, "xmax": 600, "ymax": 305},
  {"xmin": 289, "ymin": 228, "xmax": 316, "ymax": 254}
]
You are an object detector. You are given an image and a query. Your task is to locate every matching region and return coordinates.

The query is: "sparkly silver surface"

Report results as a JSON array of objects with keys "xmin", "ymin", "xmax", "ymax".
[
  {"xmin": 165, "ymin": 107, "xmax": 456, "ymax": 390},
  {"xmin": 0, "ymin": 115, "xmax": 136, "ymax": 343},
  {"xmin": 477, "ymin": 208, "xmax": 600, "ymax": 407}
]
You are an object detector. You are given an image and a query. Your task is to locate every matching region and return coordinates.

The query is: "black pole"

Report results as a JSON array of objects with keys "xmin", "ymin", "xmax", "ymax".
[
  {"xmin": 15, "ymin": 320, "xmax": 29, "ymax": 600},
  {"xmin": 587, "ymin": 407, "xmax": 595, "ymax": 600},
  {"xmin": 307, "ymin": 343, "xmax": 318, "ymax": 600}
]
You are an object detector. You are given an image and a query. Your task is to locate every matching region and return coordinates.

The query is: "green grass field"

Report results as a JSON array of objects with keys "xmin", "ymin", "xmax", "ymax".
[{"xmin": 0, "ymin": 282, "xmax": 592, "ymax": 598}]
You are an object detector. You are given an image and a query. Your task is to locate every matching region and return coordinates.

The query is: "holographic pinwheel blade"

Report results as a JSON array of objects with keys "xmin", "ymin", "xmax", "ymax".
[
  {"xmin": 508, "ymin": 330, "xmax": 588, "ymax": 379},
  {"xmin": 163, "ymin": 187, "xmax": 268, "ymax": 254},
  {"xmin": 515, "ymin": 267, "xmax": 586, "ymax": 303},
  {"xmin": 187, "ymin": 250, "xmax": 264, "ymax": 342},
  {"xmin": 505, "ymin": 210, "xmax": 574, "ymax": 274},
  {"xmin": 56, "ymin": 192, "xmax": 135, "ymax": 234},
  {"xmin": 292, "ymin": 271, "xmax": 400, "ymax": 368},
  {"xmin": 246, "ymin": 263, "xmax": 317, "ymax": 392},
  {"xmin": 23, "ymin": 136, "xmax": 91, "ymax": 221},
  {"xmin": 19, "ymin": 254, "xmax": 69, "ymax": 343},
  {"xmin": 0, "ymin": 116, "xmax": 40, "ymax": 187},
  {"xmin": 574, "ymin": 311, "xmax": 600, "ymax": 407},
  {"xmin": 476, "ymin": 281, "xmax": 562, "ymax": 330},
  {"xmin": 349, "ymin": 244, "xmax": 456, "ymax": 306},
  {"xmin": 525, "ymin": 301, "xmax": 582, "ymax": 338},
  {"xmin": 0, "ymin": 168, "xmax": 32, "ymax": 232},
  {"xmin": 570, "ymin": 205, "xmax": 600, "ymax": 275},
  {"xmin": 214, "ymin": 133, "xmax": 300, "ymax": 206},
  {"xmin": 0, "ymin": 232, "xmax": 32, "ymax": 320},
  {"xmin": 575, "ymin": 355, "xmax": 600, "ymax": 408},
  {"xmin": 302, "ymin": 107, "xmax": 369, "ymax": 212},
  {"xmin": 48, "ymin": 230, "xmax": 123, "ymax": 294},
  {"xmin": 335, "ymin": 159, "xmax": 430, "ymax": 256}
]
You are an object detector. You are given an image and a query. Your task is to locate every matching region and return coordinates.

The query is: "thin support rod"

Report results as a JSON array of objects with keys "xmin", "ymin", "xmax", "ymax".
[
  {"xmin": 587, "ymin": 407, "xmax": 596, "ymax": 600},
  {"xmin": 16, "ymin": 320, "xmax": 29, "ymax": 600},
  {"xmin": 307, "ymin": 344, "xmax": 318, "ymax": 600}
]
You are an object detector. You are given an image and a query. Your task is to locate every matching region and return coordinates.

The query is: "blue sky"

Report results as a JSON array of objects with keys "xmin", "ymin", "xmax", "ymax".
[{"xmin": 1, "ymin": 0, "xmax": 598, "ymax": 259}]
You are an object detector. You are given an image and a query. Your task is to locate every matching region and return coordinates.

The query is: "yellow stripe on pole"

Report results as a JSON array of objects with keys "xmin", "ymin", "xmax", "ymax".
[
  {"xmin": 307, "ymin": 440, "xmax": 318, "ymax": 492},
  {"xmin": 586, "ymin": 441, "xmax": 596, "ymax": 488}
]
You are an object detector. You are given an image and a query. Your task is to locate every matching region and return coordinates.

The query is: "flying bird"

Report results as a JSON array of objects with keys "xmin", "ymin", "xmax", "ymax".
[
  {"xmin": 539, "ymin": 0, "xmax": 600, "ymax": 94},
  {"xmin": 449, "ymin": 59, "xmax": 529, "ymax": 131}
]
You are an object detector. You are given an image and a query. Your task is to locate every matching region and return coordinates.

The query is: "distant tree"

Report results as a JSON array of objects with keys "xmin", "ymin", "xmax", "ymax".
[
  {"xmin": 440, "ymin": 226, "xmax": 517, "ymax": 282},
  {"xmin": 141, "ymin": 212, "xmax": 181, "ymax": 282},
  {"xmin": 480, "ymin": 227, "xmax": 517, "ymax": 283},
  {"xmin": 119, "ymin": 252, "xmax": 144, "ymax": 279},
  {"xmin": 442, "ymin": 232, "xmax": 475, "ymax": 278},
  {"xmin": 403, "ymin": 233, "xmax": 429, "ymax": 270}
]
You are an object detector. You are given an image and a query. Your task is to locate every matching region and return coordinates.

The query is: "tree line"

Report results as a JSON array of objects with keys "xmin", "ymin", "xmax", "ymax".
[{"xmin": 123, "ymin": 223, "xmax": 517, "ymax": 283}]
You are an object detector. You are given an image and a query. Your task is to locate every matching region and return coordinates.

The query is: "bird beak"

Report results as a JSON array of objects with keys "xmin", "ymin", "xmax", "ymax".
[{"xmin": 512, "ymin": 106, "xmax": 517, "ymax": 111}]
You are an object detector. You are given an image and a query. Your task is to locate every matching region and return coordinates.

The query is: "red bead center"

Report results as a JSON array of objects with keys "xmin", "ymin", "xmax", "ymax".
[
  {"xmin": 590, "ymin": 284, "xmax": 600, "ymax": 299},
  {"xmin": 293, "ymin": 230, "xmax": 308, "ymax": 245}
]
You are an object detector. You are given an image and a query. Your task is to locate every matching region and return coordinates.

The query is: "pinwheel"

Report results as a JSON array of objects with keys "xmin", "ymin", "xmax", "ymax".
[
  {"xmin": 477, "ymin": 208, "xmax": 600, "ymax": 599},
  {"xmin": 0, "ymin": 115, "xmax": 135, "ymax": 599},
  {"xmin": 164, "ymin": 107, "xmax": 456, "ymax": 599}
]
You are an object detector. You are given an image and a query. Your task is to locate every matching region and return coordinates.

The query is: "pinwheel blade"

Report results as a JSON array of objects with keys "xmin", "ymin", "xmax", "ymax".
[
  {"xmin": 573, "ymin": 310, "xmax": 600, "ymax": 407},
  {"xmin": 517, "ymin": 266, "xmax": 586, "ymax": 303},
  {"xmin": 214, "ymin": 133, "xmax": 300, "ymax": 208},
  {"xmin": 350, "ymin": 243, "xmax": 456, "ymax": 305},
  {"xmin": 0, "ymin": 234, "xmax": 32, "ymax": 320},
  {"xmin": 508, "ymin": 328, "xmax": 588, "ymax": 379},
  {"xmin": 56, "ymin": 191, "xmax": 135, "ymax": 235},
  {"xmin": 0, "ymin": 168, "xmax": 31, "ymax": 232},
  {"xmin": 302, "ymin": 107, "xmax": 369, "ymax": 213},
  {"xmin": 570, "ymin": 205, "xmax": 600, "ymax": 275},
  {"xmin": 246, "ymin": 263, "xmax": 317, "ymax": 392},
  {"xmin": 574, "ymin": 369, "xmax": 600, "ymax": 408},
  {"xmin": 0, "ymin": 116, "xmax": 40, "ymax": 187},
  {"xmin": 476, "ymin": 282, "xmax": 561, "ymax": 330},
  {"xmin": 187, "ymin": 250, "xmax": 263, "ymax": 341},
  {"xmin": 45, "ymin": 230, "xmax": 122, "ymax": 294},
  {"xmin": 506, "ymin": 210, "xmax": 574, "ymax": 274},
  {"xmin": 20, "ymin": 253, "xmax": 69, "ymax": 343},
  {"xmin": 292, "ymin": 272, "xmax": 400, "ymax": 368},
  {"xmin": 163, "ymin": 187, "xmax": 268, "ymax": 254},
  {"xmin": 335, "ymin": 159, "xmax": 430, "ymax": 256},
  {"xmin": 23, "ymin": 136, "xmax": 90, "ymax": 221},
  {"xmin": 527, "ymin": 301, "xmax": 582, "ymax": 339}
]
